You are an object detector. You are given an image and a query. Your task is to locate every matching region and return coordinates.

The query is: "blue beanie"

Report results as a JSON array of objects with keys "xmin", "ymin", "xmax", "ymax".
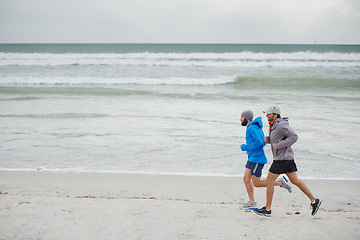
[{"xmin": 241, "ymin": 110, "xmax": 254, "ymax": 121}]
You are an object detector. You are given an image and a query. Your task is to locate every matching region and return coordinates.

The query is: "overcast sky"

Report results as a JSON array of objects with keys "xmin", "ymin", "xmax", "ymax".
[{"xmin": 0, "ymin": 0, "xmax": 359, "ymax": 44}]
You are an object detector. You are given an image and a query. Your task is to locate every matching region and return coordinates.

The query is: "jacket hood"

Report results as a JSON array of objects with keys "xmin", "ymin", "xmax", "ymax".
[
  {"xmin": 249, "ymin": 116, "xmax": 263, "ymax": 129},
  {"xmin": 272, "ymin": 117, "xmax": 289, "ymax": 130}
]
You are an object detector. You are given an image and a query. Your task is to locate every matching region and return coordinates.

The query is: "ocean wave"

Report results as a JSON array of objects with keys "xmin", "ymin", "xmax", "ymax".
[
  {"xmin": 0, "ymin": 96, "xmax": 42, "ymax": 101},
  {"xmin": 0, "ymin": 76, "xmax": 236, "ymax": 86},
  {"xmin": 0, "ymin": 113, "xmax": 109, "ymax": 119},
  {"xmin": 1, "ymin": 52, "xmax": 360, "ymax": 67},
  {"xmin": 1, "ymin": 75, "xmax": 359, "ymax": 87},
  {"xmin": 234, "ymin": 76, "xmax": 360, "ymax": 84}
]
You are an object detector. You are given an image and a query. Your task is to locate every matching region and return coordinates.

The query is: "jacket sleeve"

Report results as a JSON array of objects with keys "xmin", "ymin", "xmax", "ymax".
[
  {"xmin": 274, "ymin": 124, "xmax": 298, "ymax": 149},
  {"xmin": 241, "ymin": 127, "xmax": 265, "ymax": 151}
]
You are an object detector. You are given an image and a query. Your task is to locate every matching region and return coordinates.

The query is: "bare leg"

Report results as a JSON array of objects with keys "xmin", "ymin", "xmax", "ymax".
[
  {"xmin": 286, "ymin": 172, "xmax": 315, "ymax": 203},
  {"xmin": 245, "ymin": 169, "xmax": 283, "ymax": 204},
  {"xmin": 251, "ymin": 175, "xmax": 267, "ymax": 188},
  {"xmin": 252, "ymin": 176, "xmax": 282, "ymax": 188},
  {"xmin": 265, "ymin": 172, "xmax": 280, "ymax": 210},
  {"xmin": 243, "ymin": 168, "xmax": 255, "ymax": 203}
]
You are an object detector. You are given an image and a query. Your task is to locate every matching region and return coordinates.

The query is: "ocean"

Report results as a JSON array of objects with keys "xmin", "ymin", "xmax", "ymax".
[{"xmin": 0, "ymin": 44, "xmax": 359, "ymax": 179}]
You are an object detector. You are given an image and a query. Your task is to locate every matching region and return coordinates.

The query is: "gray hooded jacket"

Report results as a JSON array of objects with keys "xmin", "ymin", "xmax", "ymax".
[{"xmin": 268, "ymin": 117, "xmax": 298, "ymax": 161}]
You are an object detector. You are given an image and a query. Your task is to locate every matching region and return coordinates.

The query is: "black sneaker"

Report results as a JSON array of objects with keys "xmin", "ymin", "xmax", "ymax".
[
  {"xmin": 254, "ymin": 206, "xmax": 271, "ymax": 217},
  {"xmin": 311, "ymin": 198, "xmax": 322, "ymax": 216}
]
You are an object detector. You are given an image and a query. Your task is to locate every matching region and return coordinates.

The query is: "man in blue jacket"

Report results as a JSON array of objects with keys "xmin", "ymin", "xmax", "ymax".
[{"xmin": 239, "ymin": 110, "xmax": 291, "ymax": 210}]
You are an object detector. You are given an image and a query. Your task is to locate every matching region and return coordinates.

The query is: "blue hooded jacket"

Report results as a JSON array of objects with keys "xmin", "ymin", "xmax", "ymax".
[{"xmin": 240, "ymin": 117, "xmax": 267, "ymax": 164}]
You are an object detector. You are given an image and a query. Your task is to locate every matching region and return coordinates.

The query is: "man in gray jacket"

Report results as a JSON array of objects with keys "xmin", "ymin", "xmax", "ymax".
[{"xmin": 254, "ymin": 106, "xmax": 322, "ymax": 217}]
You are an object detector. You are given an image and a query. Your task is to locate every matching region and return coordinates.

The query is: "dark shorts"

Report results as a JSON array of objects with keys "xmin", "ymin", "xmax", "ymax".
[
  {"xmin": 245, "ymin": 161, "xmax": 265, "ymax": 177},
  {"xmin": 269, "ymin": 160, "xmax": 298, "ymax": 174}
]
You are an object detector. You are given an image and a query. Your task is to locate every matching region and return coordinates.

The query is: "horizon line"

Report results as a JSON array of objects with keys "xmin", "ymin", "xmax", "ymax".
[{"xmin": 0, "ymin": 42, "xmax": 359, "ymax": 45}]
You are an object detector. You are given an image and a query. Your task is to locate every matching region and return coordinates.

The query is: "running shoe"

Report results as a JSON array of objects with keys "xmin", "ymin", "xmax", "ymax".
[
  {"xmin": 239, "ymin": 201, "xmax": 258, "ymax": 210},
  {"xmin": 254, "ymin": 206, "xmax": 272, "ymax": 217},
  {"xmin": 278, "ymin": 176, "xmax": 292, "ymax": 193},
  {"xmin": 311, "ymin": 198, "xmax": 322, "ymax": 216}
]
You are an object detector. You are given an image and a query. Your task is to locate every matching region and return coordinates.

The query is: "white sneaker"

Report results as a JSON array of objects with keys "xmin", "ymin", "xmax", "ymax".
[
  {"xmin": 240, "ymin": 201, "xmax": 258, "ymax": 210},
  {"xmin": 278, "ymin": 176, "xmax": 292, "ymax": 193}
]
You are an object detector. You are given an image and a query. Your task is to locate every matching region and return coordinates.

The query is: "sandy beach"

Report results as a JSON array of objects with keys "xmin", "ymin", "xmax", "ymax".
[{"xmin": 0, "ymin": 171, "xmax": 359, "ymax": 240}]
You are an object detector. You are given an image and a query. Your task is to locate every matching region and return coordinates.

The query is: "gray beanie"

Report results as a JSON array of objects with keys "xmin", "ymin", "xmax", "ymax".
[{"xmin": 241, "ymin": 110, "xmax": 254, "ymax": 121}]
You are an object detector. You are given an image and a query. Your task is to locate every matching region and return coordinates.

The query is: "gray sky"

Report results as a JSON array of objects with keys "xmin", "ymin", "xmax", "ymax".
[{"xmin": 0, "ymin": 0, "xmax": 359, "ymax": 44}]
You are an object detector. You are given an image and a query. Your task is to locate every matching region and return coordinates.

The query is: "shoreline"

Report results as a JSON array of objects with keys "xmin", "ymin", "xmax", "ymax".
[
  {"xmin": 0, "ymin": 168, "xmax": 359, "ymax": 181},
  {"xmin": 0, "ymin": 171, "xmax": 359, "ymax": 239}
]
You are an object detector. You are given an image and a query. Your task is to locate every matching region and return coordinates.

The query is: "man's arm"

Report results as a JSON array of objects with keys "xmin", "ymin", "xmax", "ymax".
[
  {"xmin": 273, "ymin": 125, "xmax": 298, "ymax": 150},
  {"xmin": 241, "ymin": 127, "xmax": 265, "ymax": 151}
]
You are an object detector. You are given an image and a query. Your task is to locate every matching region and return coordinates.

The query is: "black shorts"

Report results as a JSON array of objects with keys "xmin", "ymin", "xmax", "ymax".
[{"xmin": 269, "ymin": 160, "xmax": 297, "ymax": 174}]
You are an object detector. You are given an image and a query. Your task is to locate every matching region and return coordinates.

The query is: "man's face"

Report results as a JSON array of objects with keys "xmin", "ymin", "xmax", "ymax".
[
  {"xmin": 240, "ymin": 116, "xmax": 248, "ymax": 126},
  {"xmin": 266, "ymin": 113, "xmax": 277, "ymax": 122}
]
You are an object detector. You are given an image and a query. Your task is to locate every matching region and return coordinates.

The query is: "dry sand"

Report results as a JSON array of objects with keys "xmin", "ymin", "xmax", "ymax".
[{"xmin": 0, "ymin": 171, "xmax": 359, "ymax": 240}]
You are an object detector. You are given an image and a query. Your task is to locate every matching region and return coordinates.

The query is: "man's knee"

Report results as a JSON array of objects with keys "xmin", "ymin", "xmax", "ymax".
[
  {"xmin": 253, "ymin": 181, "xmax": 261, "ymax": 187},
  {"xmin": 251, "ymin": 175, "xmax": 263, "ymax": 187},
  {"xmin": 266, "ymin": 172, "xmax": 279, "ymax": 185},
  {"xmin": 243, "ymin": 175, "xmax": 251, "ymax": 184},
  {"xmin": 287, "ymin": 173, "xmax": 302, "ymax": 186},
  {"xmin": 290, "ymin": 178, "xmax": 302, "ymax": 186}
]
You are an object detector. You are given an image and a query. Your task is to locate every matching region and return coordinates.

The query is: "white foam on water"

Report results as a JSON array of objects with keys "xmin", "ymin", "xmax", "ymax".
[{"xmin": 1, "ymin": 52, "xmax": 359, "ymax": 67}]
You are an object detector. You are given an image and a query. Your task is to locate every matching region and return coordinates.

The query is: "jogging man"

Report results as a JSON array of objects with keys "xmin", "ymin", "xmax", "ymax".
[
  {"xmin": 239, "ymin": 110, "xmax": 291, "ymax": 210},
  {"xmin": 254, "ymin": 106, "xmax": 322, "ymax": 217}
]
